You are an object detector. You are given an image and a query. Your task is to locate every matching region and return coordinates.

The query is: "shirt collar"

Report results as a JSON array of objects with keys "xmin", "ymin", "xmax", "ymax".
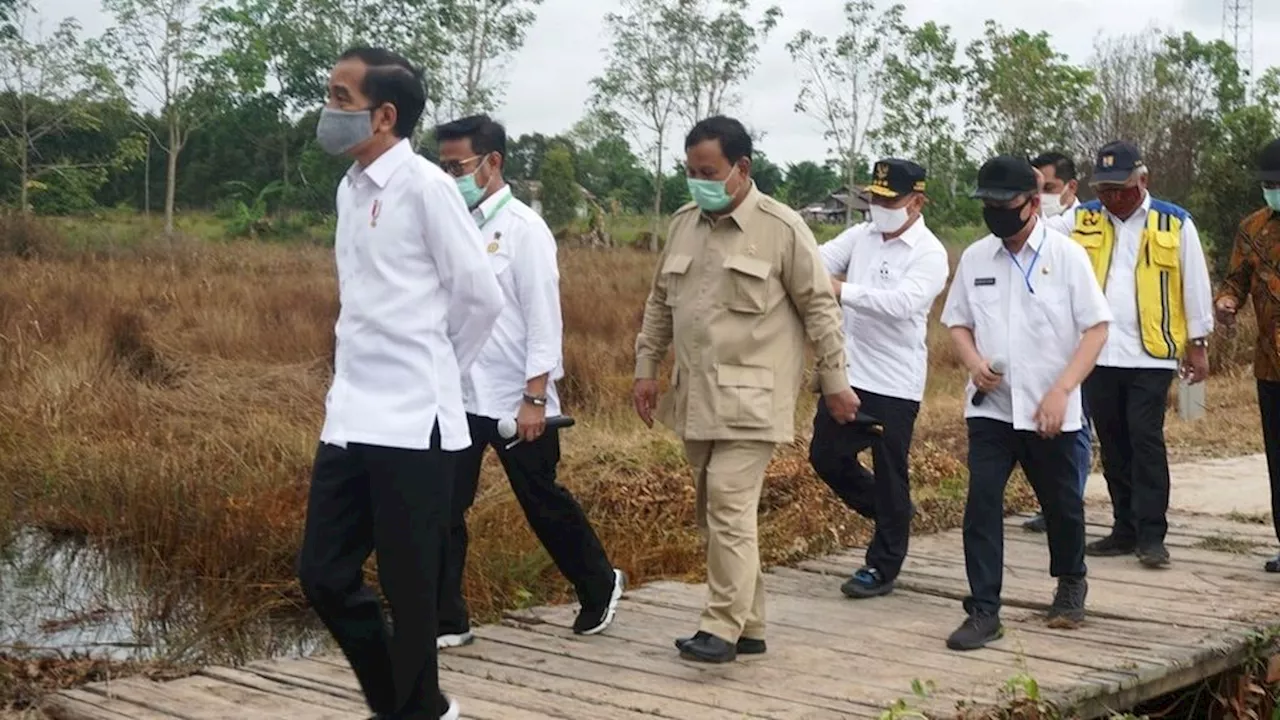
[
  {"xmin": 346, "ymin": 138, "xmax": 414, "ymax": 189},
  {"xmin": 471, "ymin": 184, "xmax": 514, "ymax": 226},
  {"xmin": 992, "ymin": 219, "xmax": 1046, "ymax": 259}
]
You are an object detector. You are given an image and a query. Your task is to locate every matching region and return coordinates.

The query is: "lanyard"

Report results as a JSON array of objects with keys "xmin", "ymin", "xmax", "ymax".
[
  {"xmin": 1008, "ymin": 241, "xmax": 1042, "ymax": 295},
  {"xmin": 478, "ymin": 193, "xmax": 513, "ymax": 229}
]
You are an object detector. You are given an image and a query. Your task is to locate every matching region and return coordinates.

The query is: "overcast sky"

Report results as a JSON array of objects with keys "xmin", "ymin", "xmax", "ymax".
[{"xmin": 43, "ymin": 0, "xmax": 1280, "ymax": 165}]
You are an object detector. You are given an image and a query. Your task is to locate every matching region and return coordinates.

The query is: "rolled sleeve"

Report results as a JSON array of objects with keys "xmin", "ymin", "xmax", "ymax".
[
  {"xmin": 516, "ymin": 221, "xmax": 563, "ymax": 381},
  {"xmin": 940, "ymin": 256, "xmax": 974, "ymax": 329},
  {"xmin": 1179, "ymin": 218, "xmax": 1215, "ymax": 339}
]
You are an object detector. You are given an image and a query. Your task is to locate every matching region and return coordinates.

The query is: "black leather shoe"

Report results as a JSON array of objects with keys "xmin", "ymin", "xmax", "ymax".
[
  {"xmin": 1137, "ymin": 543, "xmax": 1171, "ymax": 568},
  {"xmin": 1085, "ymin": 534, "xmax": 1137, "ymax": 557},
  {"xmin": 676, "ymin": 630, "xmax": 765, "ymax": 655},
  {"xmin": 677, "ymin": 632, "xmax": 737, "ymax": 663}
]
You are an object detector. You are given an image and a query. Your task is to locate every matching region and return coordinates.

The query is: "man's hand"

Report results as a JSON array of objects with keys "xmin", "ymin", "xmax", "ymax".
[
  {"xmin": 1215, "ymin": 296, "xmax": 1238, "ymax": 327},
  {"xmin": 633, "ymin": 378, "xmax": 659, "ymax": 428},
  {"xmin": 830, "ymin": 277, "xmax": 843, "ymax": 298},
  {"xmin": 517, "ymin": 400, "xmax": 547, "ymax": 443},
  {"xmin": 970, "ymin": 361, "xmax": 1002, "ymax": 394},
  {"xmin": 1182, "ymin": 344, "xmax": 1210, "ymax": 385},
  {"xmin": 1034, "ymin": 387, "xmax": 1069, "ymax": 438},
  {"xmin": 824, "ymin": 387, "xmax": 861, "ymax": 425}
]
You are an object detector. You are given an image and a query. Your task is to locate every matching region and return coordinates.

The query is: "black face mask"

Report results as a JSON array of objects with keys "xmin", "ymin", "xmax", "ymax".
[{"xmin": 983, "ymin": 199, "xmax": 1031, "ymax": 239}]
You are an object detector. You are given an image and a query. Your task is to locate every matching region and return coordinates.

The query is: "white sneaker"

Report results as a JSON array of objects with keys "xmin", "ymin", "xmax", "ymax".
[
  {"xmin": 436, "ymin": 631, "xmax": 474, "ymax": 650},
  {"xmin": 441, "ymin": 697, "xmax": 460, "ymax": 720}
]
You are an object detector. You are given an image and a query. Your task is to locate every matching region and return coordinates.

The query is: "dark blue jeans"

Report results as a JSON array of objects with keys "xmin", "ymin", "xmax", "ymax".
[{"xmin": 963, "ymin": 419, "xmax": 1087, "ymax": 616}]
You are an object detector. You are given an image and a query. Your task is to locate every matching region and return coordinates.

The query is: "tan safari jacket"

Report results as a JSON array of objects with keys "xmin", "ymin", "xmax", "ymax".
[{"xmin": 634, "ymin": 185, "xmax": 849, "ymax": 443}]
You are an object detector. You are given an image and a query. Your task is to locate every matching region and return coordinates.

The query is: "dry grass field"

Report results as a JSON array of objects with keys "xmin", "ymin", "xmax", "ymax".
[{"xmin": 0, "ymin": 212, "xmax": 1268, "ymax": 709}]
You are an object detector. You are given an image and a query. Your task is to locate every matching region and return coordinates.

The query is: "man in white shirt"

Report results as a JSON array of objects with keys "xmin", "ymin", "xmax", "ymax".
[
  {"xmin": 810, "ymin": 158, "xmax": 949, "ymax": 599},
  {"xmin": 295, "ymin": 48, "xmax": 503, "ymax": 720},
  {"xmin": 941, "ymin": 156, "xmax": 1112, "ymax": 651},
  {"xmin": 433, "ymin": 115, "xmax": 624, "ymax": 649},
  {"xmin": 1067, "ymin": 142, "xmax": 1214, "ymax": 569},
  {"xmin": 1023, "ymin": 152, "xmax": 1090, "ymax": 534}
]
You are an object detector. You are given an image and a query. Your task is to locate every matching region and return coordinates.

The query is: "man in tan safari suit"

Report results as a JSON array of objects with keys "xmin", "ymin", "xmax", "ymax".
[{"xmin": 633, "ymin": 116, "xmax": 859, "ymax": 664}]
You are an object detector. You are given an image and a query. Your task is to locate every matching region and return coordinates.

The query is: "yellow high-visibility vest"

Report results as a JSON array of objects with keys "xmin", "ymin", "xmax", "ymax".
[{"xmin": 1071, "ymin": 199, "xmax": 1188, "ymax": 360}]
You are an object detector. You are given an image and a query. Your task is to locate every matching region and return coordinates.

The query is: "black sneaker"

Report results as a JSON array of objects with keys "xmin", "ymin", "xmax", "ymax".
[
  {"xmin": 675, "ymin": 631, "xmax": 766, "ymax": 655},
  {"xmin": 1137, "ymin": 544, "xmax": 1171, "ymax": 568},
  {"xmin": 1022, "ymin": 514, "xmax": 1047, "ymax": 533},
  {"xmin": 1265, "ymin": 554, "xmax": 1280, "ymax": 573},
  {"xmin": 840, "ymin": 567, "xmax": 894, "ymax": 599},
  {"xmin": 573, "ymin": 569, "xmax": 625, "ymax": 635},
  {"xmin": 1085, "ymin": 534, "xmax": 1137, "ymax": 557},
  {"xmin": 1046, "ymin": 576, "xmax": 1087, "ymax": 628},
  {"xmin": 946, "ymin": 612, "xmax": 1004, "ymax": 651}
]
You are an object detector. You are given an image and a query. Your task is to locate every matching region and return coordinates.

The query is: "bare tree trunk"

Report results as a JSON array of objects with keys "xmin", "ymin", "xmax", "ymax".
[
  {"xmin": 144, "ymin": 136, "xmax": 151, "ymax": 218},
  {"xmin": 164, "ymin": 121, "xmax": 179, "ymax": 235},
  {"xmin": 650, "ymin": 139, "xmax": 664, "ymax": 252},
  {"xmin": 844, "ymin": 154, "xmax": 855, "ymax": 226},
  {"xmin": 18, "ymin": 138, "xmax": 29, "ymax": 215}
]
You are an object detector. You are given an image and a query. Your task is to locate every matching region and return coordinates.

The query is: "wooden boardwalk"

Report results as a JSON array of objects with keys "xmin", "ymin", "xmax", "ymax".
[{"xmin": 42, "ymin": 507, "xmax": 1280, "ymax": 719}]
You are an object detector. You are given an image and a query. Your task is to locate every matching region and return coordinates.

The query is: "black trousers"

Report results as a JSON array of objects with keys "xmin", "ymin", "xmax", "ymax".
[
  {"xmin": 438, "ymin": 414, "xmax": 614, "ymax": 635},
  {"xmin": 809, "ymin": 388, "xmax": 920, "ymax": 582},
  {"xmin": 1083, "ymin": 366, "xmax": 1176, "ymax": 548},
  {"xmin": 297, "ymin": 434, "xmax": 452, "ymax": 719},
  {"xmin": 963, "ymin": 418, "xmax": 1086, "ymax": 616},
  {"xmin": 1261, "ymin": 381, "xmax": 1280, "ymax": 545}
]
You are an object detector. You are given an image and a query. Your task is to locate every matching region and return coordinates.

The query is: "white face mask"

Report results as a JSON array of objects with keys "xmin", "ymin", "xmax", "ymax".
[
  {"xmin": 1040, "ymin": 192, "xmax": 1067, "ymax": 218},
  {"xmin": 869, "ymin": 204, "xmax": 910, "ymax": 235}
]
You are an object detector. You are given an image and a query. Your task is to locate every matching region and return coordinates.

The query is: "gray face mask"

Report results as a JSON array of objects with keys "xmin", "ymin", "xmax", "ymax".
[{"xmin": 316, "ymin": 106, "xmax": 374, "ymax": 156}]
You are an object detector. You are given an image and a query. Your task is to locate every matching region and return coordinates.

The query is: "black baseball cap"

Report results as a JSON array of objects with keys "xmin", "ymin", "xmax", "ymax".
[
  {"xmin": 1091, "ymin": 140, "xmax": 1145, "ymax": 185},
  {"xmin": 971, "ymin": 155, "xmax": 1038, "ymax": 202},
  {"xmin": 1259, "ymin": 138, "xmax": 1280, "ymax": 183},
  {"xmin": 866, "ymin": 158, "xmax": 927, "ymax": 198}
]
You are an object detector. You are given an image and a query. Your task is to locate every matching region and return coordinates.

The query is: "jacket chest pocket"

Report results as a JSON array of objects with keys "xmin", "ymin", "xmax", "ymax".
[
  {"xmin": 487, "ymin": 239, "xmax": 513, "ymax": 277},
  {"xmin": 1146, "ymin": 230, "xmax": 1180, "ymax": 268},
  {"xmin": 715, "ymin": 364, "xmax": 774, "ymax": 429},
  {"xmin": 722, "ymin": 254, "xmax": 772, "ymax": 314},
  {"xmin": 661, "ymin": 254, "xmax": 693, "ymax": 307}
]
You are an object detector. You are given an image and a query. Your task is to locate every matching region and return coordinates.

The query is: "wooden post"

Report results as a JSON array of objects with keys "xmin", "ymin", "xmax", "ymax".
[{"xmin": 1177, "ymin": 377, "xmax": 1206, "ymax": 421}]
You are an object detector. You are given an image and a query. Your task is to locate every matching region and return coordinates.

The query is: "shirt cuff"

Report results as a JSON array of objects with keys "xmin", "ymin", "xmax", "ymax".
[
  {"xmin": 839, "ymin": 282, "xmax": 864, "ymax": 308},
  {"xmin": 817, "ymin": 367, "xmax": 849, "ymax": 395},
  {"xmin": 635, "ymin": 357, "xmax": 660, "ymax": 380},
  {"xmin": 1187, "ymin": 316, "xmax": 1215, "ymax": 341}
]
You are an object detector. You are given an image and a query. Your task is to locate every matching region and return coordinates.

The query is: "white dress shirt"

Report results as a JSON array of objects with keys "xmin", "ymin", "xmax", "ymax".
[
  {"xmin": 819, "ymin": 218, "xmax": 950, "ymax": 402},
  {"xmin": 321, "ymin": 139, "xmax": 504, "ymax": 452},
  {"xmin": 1044, "ymin": 193, "xmax": 1214, "ymax": 370},
  {"xmin": 462, "ymin": 185, "xmax": 564, "ymax": 421},
  {"xmin": 941, "ymin": 221, "xmax": 1113, "ymax": 432},
  {"xmin": 1042, "ymin": 197, "xmax": 1080, "ymax": 235}
]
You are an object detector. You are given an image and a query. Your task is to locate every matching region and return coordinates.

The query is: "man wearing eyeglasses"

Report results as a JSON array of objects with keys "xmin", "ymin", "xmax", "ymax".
[
  {"xmin": 1215, "ymin": 137, "xmax": 1280, "ymax": 573},
  {"xmin": 1068, "ymin": 141, "xmax": 1215, "ymax": 569},
  {"xmin": 432, "ymin": 115, "xmax": 625, "ymax": 651}
]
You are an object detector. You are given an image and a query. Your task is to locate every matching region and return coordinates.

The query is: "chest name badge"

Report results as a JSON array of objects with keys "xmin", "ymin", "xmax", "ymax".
[{"xmin": 975, "ymin": 277, "xmax": 996, "ymax": 287}]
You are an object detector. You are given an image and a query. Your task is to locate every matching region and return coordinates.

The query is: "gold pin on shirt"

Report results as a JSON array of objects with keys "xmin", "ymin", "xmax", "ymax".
[{"xmin": 487, "ymin": 231, "xmax": 502, "ymax": 254}]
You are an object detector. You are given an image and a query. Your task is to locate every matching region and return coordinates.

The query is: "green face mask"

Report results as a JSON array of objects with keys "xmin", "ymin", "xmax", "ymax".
[
  {"xmin": 687, "ymin": 166, "xmax": 740, "ymax": 212},
  {"xmin": 454, "ymin": 154, "xmax": 490, "ymax": 209},
  {"xmin": 1265, "ymin": 186, "xmax": 1280, "ymax": 212}
]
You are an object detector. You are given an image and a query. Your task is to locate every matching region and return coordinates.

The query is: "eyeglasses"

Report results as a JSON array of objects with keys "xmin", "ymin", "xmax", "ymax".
[{"xmin": 438, "ymin": 155, "xmax": 481, "ymax": 177}]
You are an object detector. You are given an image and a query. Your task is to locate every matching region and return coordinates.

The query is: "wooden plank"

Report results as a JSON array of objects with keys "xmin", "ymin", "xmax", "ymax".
[
  {"xmin": 41, "ymin": 689, "xmax": 163, "ymax": 720},
  {"xmin": 78, "ymin": 676, "xmax": 308, "ymax": 720},
  {"xmin": 253, "ymin": 656, "xmax": 554, "ymax": 720},
  {"xmin": 165, "ymin": 675, "xmax": 351, "ymax": 719},
  {"xmin": 195, "ymin": 667, "xmax": 368, "ymax": 714},
  {"xmin": 438, "ymin": 667, "xmax": 668, "ymax": 720}
]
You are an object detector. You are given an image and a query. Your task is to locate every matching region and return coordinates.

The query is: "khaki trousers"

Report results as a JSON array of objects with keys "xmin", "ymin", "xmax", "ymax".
[{"xmin": 683, "ymin": 439, "xmax": 777, "ymax": 643}]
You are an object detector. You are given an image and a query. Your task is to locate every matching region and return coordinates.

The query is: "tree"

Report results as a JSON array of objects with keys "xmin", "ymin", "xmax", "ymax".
[
  {"xmin": 1072, "ymin": 31, "xmax": 1169, "ymax": 167},
  {"xmin": 963, "ymin": 21, "xmax": 1099, "ymax": 159},
  {"xmin": 778, "ymin": 160, "xmax": 839, "ymax": 208},
  {"xmin": 750, "ymin": 151, "xmax": 783, "ymax": 197},
  {"xmin": 100, "ymin": 0, "xmax": 223, "ymax": 233},
  {"xmin": 0, "ymin": 0, "xmax": 138, "ymax": 212},
  {"xmin": 787, "ymin": 0, "xmax": 904, "ymax": 223},
  {"xmin": 874, "ymin": 20, "xmax": 971, "ymax": 224},
  {"xmin": 1188, "ymin": 105, "xmax": 1276, "ymax": 276},
  {"xmin": 590, "ymin": 0, "xmax": 682, "ymax": 250},
  {"xmin": 433, "ymin": 0, "xmax": 543, "ymax": 122},
  {"xmin": 539, "ymin": 144, "xmax": 579, "ymax": 231},
  {"xmin": 663, "ymin": 0, "xmax": 780, "ymax": 124}
]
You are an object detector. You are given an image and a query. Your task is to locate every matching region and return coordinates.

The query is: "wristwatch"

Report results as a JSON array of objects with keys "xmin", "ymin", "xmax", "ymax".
[
  {"xmin": 1188, "ymin": 337, "xmax": 1208, "ymax": 348},
  {"xmin": 523, "ymin": 393, "xmax": 548, "ymax": 407}
]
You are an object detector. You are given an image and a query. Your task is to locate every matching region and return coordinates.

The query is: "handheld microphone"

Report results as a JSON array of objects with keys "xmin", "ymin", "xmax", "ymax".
[
  {"xmin": 498, "ymin": 415, "xmax": 575, "ymax": 449},
  {"xmin": 971, "ymin": 358, "xmax": 1006, "ymax": 407}
]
